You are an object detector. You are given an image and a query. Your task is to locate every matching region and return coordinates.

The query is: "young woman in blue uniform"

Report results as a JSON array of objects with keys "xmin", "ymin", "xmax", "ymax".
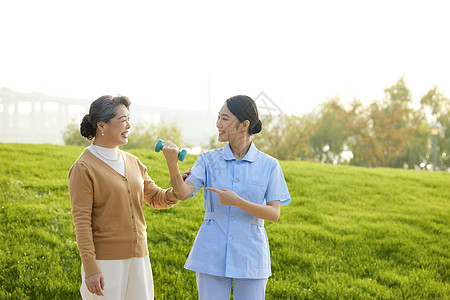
[{"xmin": 162, "ymin": 95, "xmax": 291, "ymax": 300}]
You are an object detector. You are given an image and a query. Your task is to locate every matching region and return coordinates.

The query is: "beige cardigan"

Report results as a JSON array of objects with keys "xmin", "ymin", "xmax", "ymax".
[{"xmin": 68, "ymin": 149, "xmax": 178, "ymax": 277}]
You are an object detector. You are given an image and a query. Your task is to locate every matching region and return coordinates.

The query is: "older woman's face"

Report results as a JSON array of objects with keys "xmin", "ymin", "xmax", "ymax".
[{"xmin": 101, "ymin": 105, "xmax": 131, "ymax": 147}]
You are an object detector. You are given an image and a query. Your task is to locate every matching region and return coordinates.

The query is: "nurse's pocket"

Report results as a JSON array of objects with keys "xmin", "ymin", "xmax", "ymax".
[
  {"xmin": 247, "ymin": 181, "xmax": 267, "ymax": 204},
  {"xmin": 248, "ymin": 223, "xmax": 269, "ymax": 267}
]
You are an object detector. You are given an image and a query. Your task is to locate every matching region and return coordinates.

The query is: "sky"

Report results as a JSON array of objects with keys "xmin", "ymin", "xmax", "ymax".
[{"xmin": 1, "ymin": 0, "xmax": 449, "ymax": 116}]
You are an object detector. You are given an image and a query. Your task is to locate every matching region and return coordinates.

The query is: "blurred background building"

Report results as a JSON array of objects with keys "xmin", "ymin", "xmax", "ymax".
[{"xmin": 0, "ymin": 88, "xmax": 216, "ymax": 147}]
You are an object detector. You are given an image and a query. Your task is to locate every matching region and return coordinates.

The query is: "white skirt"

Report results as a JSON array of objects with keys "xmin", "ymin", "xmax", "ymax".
[{"xmin": 80, "ymin": 256, "xmax": 154, "ymax": 300}]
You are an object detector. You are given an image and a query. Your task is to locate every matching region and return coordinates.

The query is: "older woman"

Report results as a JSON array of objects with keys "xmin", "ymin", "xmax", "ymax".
[{"xmin": 68, "ymin": 95, "xmax": 181, "ymax": 299}]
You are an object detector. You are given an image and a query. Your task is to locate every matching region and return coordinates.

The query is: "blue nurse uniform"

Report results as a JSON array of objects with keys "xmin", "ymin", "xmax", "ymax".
[{"xmin": 185, "ymin": 142, "xmax": 291, "ymax": 279}]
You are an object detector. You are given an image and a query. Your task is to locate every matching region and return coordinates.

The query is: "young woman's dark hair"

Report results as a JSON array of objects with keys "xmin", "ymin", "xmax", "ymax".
[
  {"xmin": 80, "ymin": 95, "xmax": 131, "ymax": 140},
  {"xmin": 225, "ymin": 95, "xmax": 262, "ymax": 135}
]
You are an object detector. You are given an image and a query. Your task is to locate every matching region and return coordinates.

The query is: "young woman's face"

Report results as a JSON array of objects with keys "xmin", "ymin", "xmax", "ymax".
[
  {"xmin": 100, "ymin": 105, "xmax": 131, "ymax": 147},
  {"xmin": 216, "ymin": 104, "xmax": 241, "ymax": 143}
]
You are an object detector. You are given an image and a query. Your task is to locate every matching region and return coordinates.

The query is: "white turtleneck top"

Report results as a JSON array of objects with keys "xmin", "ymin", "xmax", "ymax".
[{"xmin": 88, "ymin": 144, "xmax": 125, "ymax": 176}]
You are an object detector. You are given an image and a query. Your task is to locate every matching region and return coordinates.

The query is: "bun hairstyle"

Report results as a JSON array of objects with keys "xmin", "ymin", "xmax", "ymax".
[
  {"xmin": 80, "ymin": 95, "xmax": 131, "ymax": 140},
  {"xmin": 225, "ymin": 95, "xmax": 262, "ymax": 135}
]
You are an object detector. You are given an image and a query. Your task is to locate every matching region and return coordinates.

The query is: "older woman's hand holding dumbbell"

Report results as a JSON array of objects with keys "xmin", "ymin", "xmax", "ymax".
[
  {"xmin": 156, "ymin": 139, "xmax": 192, "ymax": 201},
  {"xmin": 155, "ymin": 139, "xmax": 187, "ymax": 162}
]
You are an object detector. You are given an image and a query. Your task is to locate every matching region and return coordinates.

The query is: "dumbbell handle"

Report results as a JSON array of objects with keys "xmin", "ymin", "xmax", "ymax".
[{"xmin": 154, "ymin": 139, "xmax": 187, "ymax": 162}]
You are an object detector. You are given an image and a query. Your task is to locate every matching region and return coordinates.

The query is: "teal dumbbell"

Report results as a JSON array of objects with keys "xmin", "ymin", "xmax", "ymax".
[{"xmin": 155, "ymin": 139, "xmax": 187, "ymax": 162}]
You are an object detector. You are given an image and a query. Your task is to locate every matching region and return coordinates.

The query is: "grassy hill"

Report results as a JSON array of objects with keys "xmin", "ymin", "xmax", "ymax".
[{"xmin": 0, "ymin": 143, "xmax": 449, "ymax": 299}]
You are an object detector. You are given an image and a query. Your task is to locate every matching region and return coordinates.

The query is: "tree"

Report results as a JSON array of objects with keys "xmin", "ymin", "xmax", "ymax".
[
  {"xmin": 421, "ymin": 86, "xmax": 448, "ymax": 122},
  {"xmin": 421, "ymin": 87, "xmax": 450, "ymax": 170},
  {"xmin": 253, "ymin": 114, "xmax": 314, "ymax": 161},
  {"xmin": 339, "ymin": 78, "xmax": 427, "ymax": 169},
  {"xmin": 62, "ymin": 119, "xmax": 90, "ymax": 147},
  {"xmin": 347, "ymin": 78, "xmax": 425, "ymax": 168},
  {"xmin": 309, "ymin": 98, "xmax": 349, "ymax": 164},
  {"xmin": 200, "ymin": 77, "xmax": 448, "ymax": 171},
  {"xmin": 374, "ymin": 77, "xmax": 422, "ymax": 167},
  {"xmin": 338, "ymin": 99, "xmax": 372, "ymax": 167}
]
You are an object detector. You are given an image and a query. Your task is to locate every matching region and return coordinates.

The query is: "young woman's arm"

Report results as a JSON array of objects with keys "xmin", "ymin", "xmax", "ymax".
[
  {"xmin": 205, "ymin": 187, "xmax": 281, "ymax": 222},
  {"xmin": 162, "ymin": 141, "xmax": 195, "ymax": 200}
]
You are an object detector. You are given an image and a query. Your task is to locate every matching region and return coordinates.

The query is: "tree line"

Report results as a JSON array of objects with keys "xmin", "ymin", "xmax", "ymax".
[
  {"xmin": 253, "ymin": 77, "xmax": 450, "ymax": 170},
  {"xmin": 63, "ymin": 77, "xmax": 449, "ymax": 170}
]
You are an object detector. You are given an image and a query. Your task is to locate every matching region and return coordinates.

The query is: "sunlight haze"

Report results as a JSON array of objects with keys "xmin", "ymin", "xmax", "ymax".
[{"xmin": 1, "ymin": 0, "xmax": 449, "ymax": 116}]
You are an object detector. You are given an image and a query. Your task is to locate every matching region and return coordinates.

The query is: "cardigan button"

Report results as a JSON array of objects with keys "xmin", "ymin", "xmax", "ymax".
[
  {"xmin": 123, "ymin": 178, "xmax": 127, "ymax": 181},
  {"xmin": 133, "ymin": 241, "xmax": 137, "ymax": 244}
]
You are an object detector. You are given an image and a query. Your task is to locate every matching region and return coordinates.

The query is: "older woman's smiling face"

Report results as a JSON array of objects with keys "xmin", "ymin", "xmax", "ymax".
[{"xmin": 99, "ymin": 104, "xmax": 131, "ymax": 147}]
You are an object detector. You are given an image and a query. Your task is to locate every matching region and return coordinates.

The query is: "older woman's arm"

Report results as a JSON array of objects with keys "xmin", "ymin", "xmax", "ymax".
[{"xmin": 162, "ymin": 141, "xmax": 196, "ymax": 200}]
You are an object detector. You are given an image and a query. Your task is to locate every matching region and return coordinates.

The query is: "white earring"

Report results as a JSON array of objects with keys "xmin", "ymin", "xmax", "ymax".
[{"xmin": 101, "ymin": 130, "xmax": 104, "ymax": 136}]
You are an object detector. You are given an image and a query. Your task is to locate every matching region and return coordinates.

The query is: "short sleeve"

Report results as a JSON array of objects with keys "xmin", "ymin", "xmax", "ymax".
[
  {"xmin": 265, "ymin": 160, "xmax": 291, "ymax": 206},
  {"xmin": 185, "ymin": 154, "xmax": 207, "ymax": 197}
]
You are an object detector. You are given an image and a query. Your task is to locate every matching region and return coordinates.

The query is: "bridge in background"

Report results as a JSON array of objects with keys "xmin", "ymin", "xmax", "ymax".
[{"xmin": 0, "ymin": 88, "xmax": 215, "ymax": 146}]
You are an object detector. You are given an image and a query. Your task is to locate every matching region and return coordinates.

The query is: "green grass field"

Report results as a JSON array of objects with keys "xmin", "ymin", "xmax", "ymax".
[{"xmin": 0, "ymin": 143, "xmax": 449, "ymax": 299}]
